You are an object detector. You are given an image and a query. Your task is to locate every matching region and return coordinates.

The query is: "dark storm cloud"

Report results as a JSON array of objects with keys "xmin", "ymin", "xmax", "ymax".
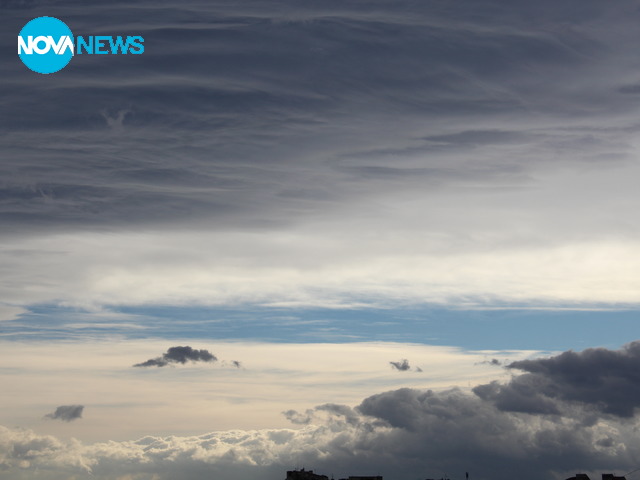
[
  {"xmin": 473, "ymin": 378, "xmax": 562, "ymax": 415},
  {"xmin": 44, "ymin": 405, "xmax": 84, "ymax": 422},
  {"xmin": 347, "ymin": 387, "xmax": 628, "ymax": 480},
  {"xmin": 389, "ymin": 359, "xmax": 410, "ymax": 371},
  {"xmin": 2, "ymin": 0, "xmax": 640, "ymax": 235},
  {"xmin": 278, "ymin": 387, "xmax": 633, "ymax": 480},
  {"xmin": 279, "ymin": 343, "xmax": 640, "ymax": 479},
  {"xmin": 475, "ymin": 341, "xmax": 640, "ymax": 417},
  {"xmin": 134, "ymin": 346, "xmax": 217, "ymax": 367}
]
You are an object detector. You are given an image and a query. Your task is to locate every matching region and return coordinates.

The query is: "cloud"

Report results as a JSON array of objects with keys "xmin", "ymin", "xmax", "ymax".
[
  {"xmin": 0, "ymin": 343, "xmax": 638, "ymax": 479},
  {"xmin": 351, "ymin": 387, "xmax": 630, "ymax": 478},
  {"xmin": 282, "ymin": 409, "xmax": 312, "ymax": 425},
  {"xmin": 283, "ymin": 403, "xmax": 362, "ymax": 428},
  {"xmin": 44, "ymin": 405, "xmax": 84, "ymax": 422},
  {"xmin": 474, "ymin": 341, "xmax": 640, "ymax": 417},
  {"xmin": 473, "ymin": 378, "xmax": 562, "ymax": 415},
  {"xmin": 389, "ymin": 359, "xmax": 411, "ymax": 371},
  {"xmin": 134, "ymin": 346, "xmax": 217, "ymax": 368},
  {"xmin": 3, "ymin": 0, "xmax": 640, "ymax": 318},
  {"xmin": 0, "ymin": 304, "xmax": 26, "ymax": 322},
  {"xmin": 2, "ymin": 350, "xmax": 637, "ymax": 480},
  {"xmin": 0, "ymin": 339, "xmax": 522, "ymax": 440},
  {"xmin": 272, "ymin": 344, "xmax": 640, "ymax": 479},
  {"xmin": 476, "ymin": 358, "xmax": 503, "ymax": 366}
]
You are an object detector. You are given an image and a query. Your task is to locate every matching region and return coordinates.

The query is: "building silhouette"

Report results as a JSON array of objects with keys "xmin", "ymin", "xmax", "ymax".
[
  {"xmin": 286, "ymin": 469, "xmax": 382, "ymax": 480},
  {"xmin": 566, "ymin": 474, "xmax": 626, "ymax": 480},
  {"xmin": 286, "ymin": 469, "xmax": 329, "ymax": 480},
  {"xmin": 286, "ymin": 469, "xmax": 626, "ymax": 480}
]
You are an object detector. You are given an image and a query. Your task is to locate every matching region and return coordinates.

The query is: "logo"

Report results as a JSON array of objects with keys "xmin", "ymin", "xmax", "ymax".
[
  {"xmin": 18, "ymin": 16, "xmax": 145, "ymax": 74},
  {"xmin": 18, "ymin": 17, "xmax": 73, "ymax": 74}
]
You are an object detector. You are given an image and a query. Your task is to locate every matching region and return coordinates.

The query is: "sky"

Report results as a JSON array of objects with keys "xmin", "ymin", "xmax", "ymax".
[{"xmin": 2, "ymin": 0, "xmax": 640, "ymax": 479}]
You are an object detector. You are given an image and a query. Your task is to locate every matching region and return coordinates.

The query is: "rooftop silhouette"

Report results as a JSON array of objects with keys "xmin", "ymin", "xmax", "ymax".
[{"xmin": 286, "ymin": 469, "xmax": 383, "ymax": 480}]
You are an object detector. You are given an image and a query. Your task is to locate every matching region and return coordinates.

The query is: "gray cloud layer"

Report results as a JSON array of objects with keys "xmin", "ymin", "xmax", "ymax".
[
  {"xmin": 3, "ymin": 342, "xmax": 640, "ymax": 480},
  {"xmin": 2, "ymin": 0, "xmax": 640, "ymax": 236},
  {"xmin": 2, "ymin": 0, "xmax": 640, "ymax": 314},
  {"xmin": 134, "ymin": 346, "xmax": 217, "ymax": 367},
  {"xmin": 44, "ymin": 405, "xmax": 84, "ymax": 422}
]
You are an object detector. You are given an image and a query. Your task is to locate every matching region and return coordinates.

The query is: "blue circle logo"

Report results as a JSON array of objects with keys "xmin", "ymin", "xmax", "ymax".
[{"xmin": 18, "ymin": 17, "xmax": 74, "ymax": 74}]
